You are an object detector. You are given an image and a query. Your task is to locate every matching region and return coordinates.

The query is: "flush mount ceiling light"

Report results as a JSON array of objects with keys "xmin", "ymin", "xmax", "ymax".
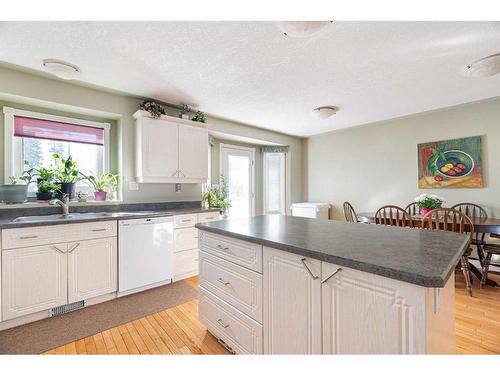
[
  {"xmin": 277, "ymin": 21, "xmax": 332, "ymax": 38},
  {"xmin": 461, "ymin": 53, "xmax": 500, "ymax": 78},
  {"xmin": 42, "ymin": 59, "xmax": 81, "ymax": 80},
  {"xmin": 311, "ymin": 106, "xmax": 339, "ymax": 120}
]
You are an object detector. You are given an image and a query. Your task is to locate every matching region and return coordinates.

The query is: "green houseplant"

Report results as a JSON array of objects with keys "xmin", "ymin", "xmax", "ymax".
[
  {"xmin": 52, "ymin": 154, "xmax": 81, "ymax": 199},
  {"xmin": 202, "ymin": 175, "xmax": 231, "ymax": 216},
  {"xmin": 36, "ymin": 180, "xmax": 60, "ymax": 201},
  {"xmin": 414, "ymin": 193, "xmax": 445, "ymax": 216},
  {"xmin": 191, "ymin": 110, "xmax": 206, "ymax": 123},
  {"xmin": 83, "ymin": 172, "xmax": 118, "ymax": 201},
  {"xmin": 0, "ymin": 165, "xmax": 35, "ymax": 204}
]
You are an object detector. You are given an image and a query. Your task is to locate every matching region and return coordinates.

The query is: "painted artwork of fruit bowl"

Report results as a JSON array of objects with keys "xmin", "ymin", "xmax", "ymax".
[
  {"xmin": 417, "ymin": 136, "xmax": 483, "ymax": 188},
  {"xmin": 434, "ymin": 150, "xmax": 474, "ymax": 179}
]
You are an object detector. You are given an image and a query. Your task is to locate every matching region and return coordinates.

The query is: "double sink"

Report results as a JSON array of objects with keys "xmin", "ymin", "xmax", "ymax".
[{"xmin": 11, "ymin": 211, "xmax": 157, "ymax": 223}]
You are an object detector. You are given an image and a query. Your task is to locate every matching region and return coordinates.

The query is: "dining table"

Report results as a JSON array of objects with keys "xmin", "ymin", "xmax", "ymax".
[{"xmin": 357, "ymin": 212, "xmax": 500, "ymax": 287}]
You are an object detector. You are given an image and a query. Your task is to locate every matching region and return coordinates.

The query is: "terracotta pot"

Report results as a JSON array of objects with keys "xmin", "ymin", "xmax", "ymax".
[
  {"xmin": 94, "ymin": 191, "xmax": 108, "ymax": 201},
  {"xmin": 420, "ymin": 207, "xmax": 433, "ymax": 216}
]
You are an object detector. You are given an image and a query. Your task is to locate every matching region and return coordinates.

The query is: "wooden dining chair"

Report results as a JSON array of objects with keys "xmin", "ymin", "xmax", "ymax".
[
  {"xmin": 343, "ymin": 202, "xmax": 359, "ymax": 223},
  {"xmin": 374, "ymin": 205, "xmax": 413, "ymax": 228},
  {"xmin": 421, "ymin": 208, "xmax": 474, "ymax": 296},
  {"xmin": 405, "ymin": 202, "xmax": 419, "ymax": 216}
]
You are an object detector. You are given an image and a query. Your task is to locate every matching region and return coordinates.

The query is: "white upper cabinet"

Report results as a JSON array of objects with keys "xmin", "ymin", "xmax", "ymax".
[{"xmin": 134, "ymin": 110, "xmax": 208, "ymax": 183}]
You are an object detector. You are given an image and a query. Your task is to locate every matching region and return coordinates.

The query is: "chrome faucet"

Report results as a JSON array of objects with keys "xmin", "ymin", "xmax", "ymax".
[{"xmin": 49, "ymin": 194, "xmax": 70, "ymax": 217}]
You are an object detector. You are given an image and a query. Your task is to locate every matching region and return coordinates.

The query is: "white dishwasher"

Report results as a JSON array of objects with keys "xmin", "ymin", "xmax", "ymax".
[{"xmin": 118, "ymin": 216, "xmax": 174, "ymax": 296}]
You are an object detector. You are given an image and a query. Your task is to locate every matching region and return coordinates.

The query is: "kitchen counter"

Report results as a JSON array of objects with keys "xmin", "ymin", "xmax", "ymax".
[
  {"xmin": 195, "ymin": 214, "xmax": 469, "ymax": 287},
  {"xmin": 0, "ymin": 201, "xmax": 219, "ymax": 229}
]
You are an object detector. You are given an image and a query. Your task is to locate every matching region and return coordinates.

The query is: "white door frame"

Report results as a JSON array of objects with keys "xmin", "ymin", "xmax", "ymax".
[{"xmin": 219, "ymin": 143, "xmax": 256, "ymax": 216}]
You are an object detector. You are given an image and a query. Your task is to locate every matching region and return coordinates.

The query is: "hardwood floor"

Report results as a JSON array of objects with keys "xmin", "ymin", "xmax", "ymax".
[{"xmin": 45, "ymin": 274, "xmax": 500, "ymax": 355}]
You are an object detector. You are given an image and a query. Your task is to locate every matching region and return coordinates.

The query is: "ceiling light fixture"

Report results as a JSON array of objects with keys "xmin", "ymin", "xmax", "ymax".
[
  {"xmin": 461, "ymin": 53, "xmax": 500, "ymax": 78},
  {"xmin": 277, "ymin": 21, "xmax": 332, "ymax": 38},
  {"xmin": 311, "ymin": 106, "xmax": 338, "ymax": 120},
  {"xmin": 42, "ymin": 59, "xmax": 81, "ymax": 80}
]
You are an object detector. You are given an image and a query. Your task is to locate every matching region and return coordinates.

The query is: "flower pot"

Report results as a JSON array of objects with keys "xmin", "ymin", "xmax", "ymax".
[
  {"xmin": 0, "ymin": 184, "xmax": 28, "ymax": 204},
  {"xmin": 59, "ymin": 182, "xmax": 76, "ymax": 200},
  {"xmin": 420, "ymin": 207, "xmax": 433, "ymax": 216},
  {"xmin": 36, "ymin": 192, "xmax": 54, "ymax": 201},
  {"xmin": 94, "ymin": 191, "xmax": 108, "ymax": 201}
]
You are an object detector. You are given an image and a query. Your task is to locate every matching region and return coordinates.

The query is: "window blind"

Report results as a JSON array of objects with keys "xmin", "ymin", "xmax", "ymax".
[{"xmin": 14, "ymin": 116, "xmax": 104, "ymax": 146}]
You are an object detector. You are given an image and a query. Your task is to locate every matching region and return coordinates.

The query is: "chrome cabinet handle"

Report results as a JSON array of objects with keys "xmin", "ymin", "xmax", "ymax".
[
  {"xmin": 52, "ymin": 245, "xmax": 66, "ymax": 254},
  {"xmin": 92, "ymin": 228, "xmax": 107, "ymax": 232},
  {"xmin": 20, "ymin": 235, "xmax": 38, "ymax": 240},
  {"xmin": 217, "ymin": 318, "xmax": 229, "ymax": 329},
  {"xmin": 217, "ymin": 277, "xmax": 231, "ymax": 286},
  {"xmin": 216, "ymin": 244, "xmax": 230, "ymax": 251},
  {"xmin": 68, "ymin": 243, "xmax": 80, "ymax": 254},
  {"xmin": 179, "ymin": 170, "xmax": 186, "ymax": 177},
  {"xmin": 321, "ymin": 268, "xmax": 342, "ymax": 284},
  {"xmin": 171, "ymin": 169, "xmax": 179, "ymax": 177},
  {"xmin": 301, "ymin": 258, "xmax": 319, "ymax": 280},
  {"xmin": 181, "ymin": 219, "xmax": 192, "ymax": 223}
]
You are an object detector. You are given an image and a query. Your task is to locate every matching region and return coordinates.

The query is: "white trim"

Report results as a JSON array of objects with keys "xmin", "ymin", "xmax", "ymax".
[
  {"xmin": 3, "ymin": 106, "xmax": 111, "ymax": 181},
  {"xmin": 263, "ymin": 152, "xmax": 286, "ymax": 215},
  {"xmin": 220, "ymin": 143, "xmax": 256, "ymax": 217}
]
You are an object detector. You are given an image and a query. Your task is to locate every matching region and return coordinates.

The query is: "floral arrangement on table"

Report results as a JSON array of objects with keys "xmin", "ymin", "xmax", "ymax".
[
  {"xmin": 414, "ymin": 193, "xmax": 445, "ymax": 216},
  {"xmin": 139, "ymin": 100, "xmax": 167, "ymax": 118}
]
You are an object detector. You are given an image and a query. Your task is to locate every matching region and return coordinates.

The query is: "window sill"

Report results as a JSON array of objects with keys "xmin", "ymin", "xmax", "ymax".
[{"xmin": 0, "ymin": 200, "xmax": 123, "ymax": 209}]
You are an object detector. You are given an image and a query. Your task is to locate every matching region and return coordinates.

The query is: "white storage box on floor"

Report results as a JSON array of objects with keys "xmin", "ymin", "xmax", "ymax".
[{"xmin": 291, "ymin": 202, "xmax": 331, "ymax": 219}]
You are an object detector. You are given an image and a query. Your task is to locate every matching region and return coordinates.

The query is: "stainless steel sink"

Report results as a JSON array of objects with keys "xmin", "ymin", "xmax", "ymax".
[{"xmin": 11, "ymin": 213, "xmax": 82, "ymax": 223}]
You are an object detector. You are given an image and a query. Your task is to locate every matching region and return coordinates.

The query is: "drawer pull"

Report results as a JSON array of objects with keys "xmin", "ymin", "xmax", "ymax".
[
  {"xmin": 321, "ymin": 268, "xmax": 342, "ymax": 284},
  {"xmin": 216, "ymin": 244, "xmax": 231, "ymax": 251},
  {"xmin": 301, "ymin": 258, "xmax": 319, "ymax": 280},
  {"xmin": 20, "ymin": 235, "xmax": 38, "ymax": 240},
  {"xmin": 92, "ymin": 228, "xmax": 108, "ymax": 232},
  {"xmin": 217, "ymin": 277, "xmax": 231, "ymax": 286},
  {"xmin": 52, "ymin": 245, "xmax": 66, "ymax": 254},
  {"xmin": 68, "ymin": 243, "xmax": 80, "ymax": 254},
  {"xmin": 181, "ymin": 219, "xmax": 193, "ymax": 223},
  {"xmin": 217, "ymin": 318, "xmax": 230, "ymax": 329}
]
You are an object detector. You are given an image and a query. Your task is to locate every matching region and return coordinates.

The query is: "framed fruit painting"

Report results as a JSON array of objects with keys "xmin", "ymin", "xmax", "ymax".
[{"xmin": 417, "ymin": 136, "xmax": 483, "ymax": 189}]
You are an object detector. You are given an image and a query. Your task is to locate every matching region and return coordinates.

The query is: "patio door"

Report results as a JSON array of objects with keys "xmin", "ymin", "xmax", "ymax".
[{"xmin": 220, "ymin": 144, "xmax": 255, "ymax": 218}]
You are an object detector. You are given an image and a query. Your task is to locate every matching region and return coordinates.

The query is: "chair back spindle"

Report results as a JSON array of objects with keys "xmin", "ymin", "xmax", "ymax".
[
  {"xmin": 374, "ymin": 205, "xmax": 413, "ymax": 228},
  {"xmin": 343, "ymin": 202, "xmax": 359, "ymax": 223}
]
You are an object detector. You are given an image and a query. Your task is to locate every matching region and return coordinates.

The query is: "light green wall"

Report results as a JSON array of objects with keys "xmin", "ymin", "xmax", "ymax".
[
  {"xmin": 0, "ymin": 65, "xmax": 304, "ymax": 205},
  {"xmin": 305, "ymin": 97, "xmax": 500, "ymax": 219}
]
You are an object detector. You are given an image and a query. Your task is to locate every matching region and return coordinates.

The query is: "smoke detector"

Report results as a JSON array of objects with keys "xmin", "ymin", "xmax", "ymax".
[
  {"xmin": 311, "ymin": 106, "xmax": 339, "ymax": 120},
  {"xmin": 461, "ymin": 53, "xmax": 500, "ymax": 78},
  {"xmin": 42, "ymin": 59, "xmax": 81, "ymax": 80},
  {"xmin": 277, "ymin": 21, "xmax": 332, "ymax": 38}
]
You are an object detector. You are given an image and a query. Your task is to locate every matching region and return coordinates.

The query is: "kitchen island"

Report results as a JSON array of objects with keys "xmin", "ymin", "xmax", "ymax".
[{"xmin": 195, "ymin": 215, "xmax": 469, "ymax": 354}]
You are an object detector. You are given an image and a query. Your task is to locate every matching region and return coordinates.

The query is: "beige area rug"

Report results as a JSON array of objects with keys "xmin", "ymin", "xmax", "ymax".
[{"xmin": 0, "ymin": 281, "xmax": 197, "ymax": 354}]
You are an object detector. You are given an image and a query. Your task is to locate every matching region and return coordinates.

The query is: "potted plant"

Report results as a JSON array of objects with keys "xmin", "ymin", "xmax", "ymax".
[
  {"xmin": 34, "ymin": 165, "xmax": 55, "ymax": 184},
  {"xmin": 0, "ymin": 167, "xmax": 35, "ymax": 204},
  {"xmin": 139, "ymin": 100, "xmax": 167, "ymax": 118},
  {"xmin": 52, "ymin": 154, "xmax": 81, "ymax": 200},
  {"xmin": 414, "ymin": 193, "xmax": 445, "ymax": 216},
  {"xmin": 83, "ymin": 172, "xmax": 118, "ymax": 201},
  {"xmin": 191, "ymin": 110, "xmax": 206, "ymax": 123},
  {"xmin": 202, "ymin": 175, "xmax": 231, "ymax": 217},
  {"xmin": 36, "ymin": 180, "xmax": 60, "ymax": 201},
  {"xmin": 179, "ymin": 104, "xmax": 191, "ymax": 120}
]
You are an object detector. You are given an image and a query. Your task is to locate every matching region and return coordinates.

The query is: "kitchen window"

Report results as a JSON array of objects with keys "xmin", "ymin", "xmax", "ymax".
[
  {"xmin": 263, "ymin": 151, "xmax": 286, "ymax": 214},
  {"xmin": 3, "ymin": 107, "xmax": 110, "ymax": 195}
]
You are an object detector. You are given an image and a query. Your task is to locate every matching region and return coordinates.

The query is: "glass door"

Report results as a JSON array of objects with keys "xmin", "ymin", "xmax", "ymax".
[{"xmin": 220, "ymin": 144, "xmax": 255, "ymax": 218}]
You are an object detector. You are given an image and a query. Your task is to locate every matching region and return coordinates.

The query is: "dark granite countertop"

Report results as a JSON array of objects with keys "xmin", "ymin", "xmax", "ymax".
[
  {"xmin": 0, "ymin": 201, "xmax": 219, "ymax": 229},
  {"xmin": 195, "ymin": 215, "xmax": 469, "ymax": 288}
]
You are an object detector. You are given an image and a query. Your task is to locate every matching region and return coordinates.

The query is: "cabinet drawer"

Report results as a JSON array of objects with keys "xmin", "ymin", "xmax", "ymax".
[
  {"xmin": 173, "ymin": 214, "xmax": 197, "ymax": 229},
  {"xmin": 174, "ymin": 227, "xmax": 198, "ymax": 252},
  {"xmin": 200, "ymin": 251, "xmax": 262, "ymax": 323},
  {"xmin": 2, "ymin": 221, "xmax": 117, "ymax": 250},
  {"xmin": 197, "ymin": 211, "xmax": 220, "ymax": 223},
  {"xmin": 174, "ymin": 249, "xmax": 198, "ymax": 279},
  {"xmin": 199, "ymin": 231, "xmax": 262, "ymax": 273},
  {"xmin": 199, "ymin": 287, "xmax": 263, "ymax": 354}
]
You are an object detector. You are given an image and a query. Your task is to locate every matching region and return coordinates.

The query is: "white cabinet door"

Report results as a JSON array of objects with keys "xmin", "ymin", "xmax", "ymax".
[
  {"xmin": 2, "ymin": 245, "xmax": 67, "ymax": 320},
  {"xmin": 321, "ymin": 262, "xmax": 426, "ymax": 354},
  {"xmin": 178, "ymin": 124, "xmax": 208, "ymax": 180},
  {"xmin": 141, "ymin": 117, "xmax": 179, "ymax": 179},
  {"xmin": 263, "ymin": 247, "xmax": 322, "ymax": 354},
  {"xmin": 67, "ymin": 238, "xmax": 117, "ymax": 303}
]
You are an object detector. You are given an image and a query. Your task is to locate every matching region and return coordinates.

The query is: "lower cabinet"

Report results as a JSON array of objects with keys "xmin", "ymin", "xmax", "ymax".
[
  {"xmin": 2, "ymin": 237, "xmax": 117, "ymax": 322},
  {"xmin": 263, "ymin": 246, "xmax": 322, "ymax": 354},
  {"xmin": 68, "ymin": 238, "xmax": 117, "ymax": 303},
  {"xmin": 2, "ymin": 244, "xmax": 68, "ymax": 321}
]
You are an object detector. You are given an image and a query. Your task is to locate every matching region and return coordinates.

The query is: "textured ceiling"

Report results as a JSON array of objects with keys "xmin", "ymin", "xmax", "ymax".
[{"xmin": 0, "ymin": 21, "xmax": 499, "ymax": 137}]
